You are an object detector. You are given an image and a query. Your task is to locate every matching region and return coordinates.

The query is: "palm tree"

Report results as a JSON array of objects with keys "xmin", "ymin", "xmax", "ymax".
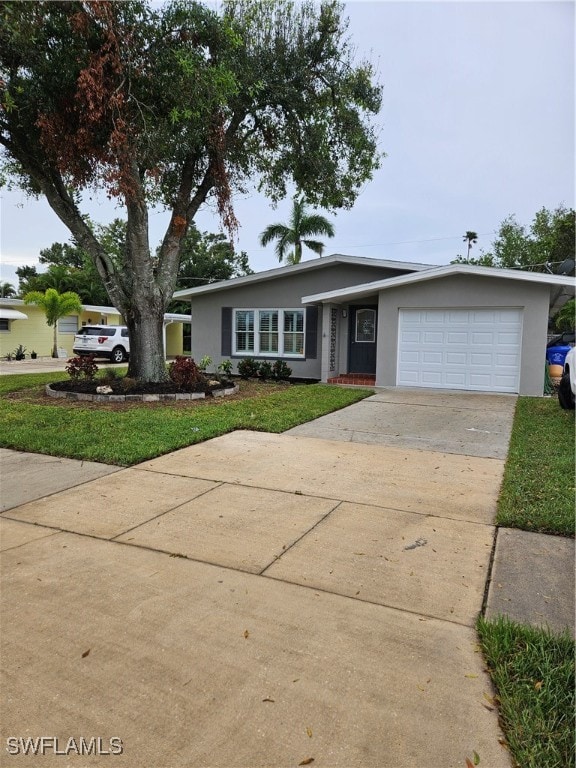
[
  {"xmin": 463, "ymin": 231, "xmax": 478, "ymax": 260},
  {"xmin": 24, "ymin": 288, "xmax": 82, "ymax": 358},
  {"xmin": 259, "ymin": 198, "xmax": 335, "ymax": 264},
  {"xmin": 0, "ymin": 281, "xmax": 16, "ymax": 298}
]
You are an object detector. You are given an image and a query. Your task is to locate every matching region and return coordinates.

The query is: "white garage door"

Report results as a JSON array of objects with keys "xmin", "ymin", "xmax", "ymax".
[{"xmin": 397, "ymin": 308, "xmax": 523, "ymax": 393}]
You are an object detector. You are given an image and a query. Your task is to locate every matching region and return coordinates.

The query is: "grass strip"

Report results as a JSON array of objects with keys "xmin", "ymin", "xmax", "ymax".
[
  {"xmin": 0, "ymin": 376, "xmax": 371, "ymax": 465},
  {"xmin": 497, "ymin": 397, "xmax": 575, "ymax": 536},
  {"xmin": 477, "ymin": 616, "xmax": 575, "ymax": 768}
]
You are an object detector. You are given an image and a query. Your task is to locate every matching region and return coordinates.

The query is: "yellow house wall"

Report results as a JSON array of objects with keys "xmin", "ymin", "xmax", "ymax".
[
  {"xmin": 0, "ymin": 306, "xmax": 56, "ymax": 358},
  {"xmin": 1, "ymin": 306, "xmax": 184, "ymax": 358},
  {"xmin": 0, "ymin": 307, "xmax": 122, "ymax": 358},
  {"xmin": 166, "ymin": 323, "xmax": 183, "ymax": 357}
]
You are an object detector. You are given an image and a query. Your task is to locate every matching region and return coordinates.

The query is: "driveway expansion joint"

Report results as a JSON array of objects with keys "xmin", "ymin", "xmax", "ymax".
[{"xmin": 258, "ymin": 500, "xmax": 343, "ymax": 575}]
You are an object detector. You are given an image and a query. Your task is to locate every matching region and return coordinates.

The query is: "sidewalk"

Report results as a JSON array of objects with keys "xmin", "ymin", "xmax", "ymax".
[
  {"xmin": 0, "ymin": 357, "xmax": 71, "ymax": 375},
  {"xmin": 0, "ymin": 390, "xmax": 573, "ymax": 767}
]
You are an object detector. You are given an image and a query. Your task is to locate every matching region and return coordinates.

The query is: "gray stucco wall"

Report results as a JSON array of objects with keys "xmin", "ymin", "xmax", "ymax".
[
  {"xmin": 374, "ymin": 274, "xmax": 553, "ymax": 396},
  {"xmin": 189, "ymin": 263, "xmax": 405, "ymax": 378}
]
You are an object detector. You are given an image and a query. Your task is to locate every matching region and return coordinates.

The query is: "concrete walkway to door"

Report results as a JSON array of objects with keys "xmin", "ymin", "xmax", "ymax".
[{"xmin": 1, "ymin": 389, "xmax": 523, "ymax": 767}]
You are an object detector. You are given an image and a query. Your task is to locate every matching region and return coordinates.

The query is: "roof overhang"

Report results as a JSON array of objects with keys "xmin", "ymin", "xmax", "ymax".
[
  {"xmin": 82, "ymin": 305, "xmax": 120, "ymax": 316},
  {"xmin": 163, "ymin": 313, "xmax": 191, "ymax": 323},
  {"xmin": 302, "ymin": 264, "xmax": 576, "ymax": 304},
  {"xmin": 0, "ymin": 308, "xmax": 28, "ymax": 320}
]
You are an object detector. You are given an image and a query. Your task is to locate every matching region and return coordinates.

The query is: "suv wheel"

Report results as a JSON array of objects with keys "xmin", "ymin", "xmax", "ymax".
[
  {"xmin": 558, "ymin": 373, "xmax": 575, "ymax": 410},
  {"xmin": 111, "ymin": 346, "xmax": 127, "ymax": 364}
]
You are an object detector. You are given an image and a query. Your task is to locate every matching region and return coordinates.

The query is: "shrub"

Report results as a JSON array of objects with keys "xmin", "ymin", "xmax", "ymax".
[
  {"xmin": 554, "ymin": 298, "xmax": 575, "ymax": 333},
  {"xmin": 101, "ymin": 367, "xmax": 122, "ymax": 383},
  {"xmin": 217, "ymin": 359, "xmax": 233, "ymax": 377},
  {"xmin": 168, "ymin": 356, "xmax": 203, "ymax": 389},
  {"xmin": 13, "ymin": 344, "xmax": 26, "ymax": 360},
  {"xmin": 120, "ymin": 377, "xmax": 138, "ymax": 392},
  {"xmin": 272, "ymin": 360, "xmax": 292, "ymax": 380},
  {"xmin": 65, "ymin": 355, "xmax": 99, "ymax": 380},
  {"xmin": 198, "ymin": 355, "xmax": 213, "ymax": 373},
  {"xmin": 258, "ymin": 360, "xmax": 273, "ymax": 380},
  {"xmin": 237, "ymin": 357, "xmax": 260, "ymax": 378}
]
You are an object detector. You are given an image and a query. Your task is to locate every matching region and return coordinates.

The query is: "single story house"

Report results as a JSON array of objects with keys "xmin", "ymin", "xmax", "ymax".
[
  {"xmin": 174, "ymin": 254, "xmax": 575, "ymax": 396},
  {"xmin": 0, "ymin": 299, "xmax": 189, "ymax": 359}
]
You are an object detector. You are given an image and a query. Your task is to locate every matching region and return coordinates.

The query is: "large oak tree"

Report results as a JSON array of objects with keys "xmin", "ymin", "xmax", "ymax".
[{"xmin": 0, "ymin": 0, "xmax": 383, "ymax": 382}]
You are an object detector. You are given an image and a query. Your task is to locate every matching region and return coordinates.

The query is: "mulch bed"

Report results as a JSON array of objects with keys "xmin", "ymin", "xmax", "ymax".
[
  {"xmin": 5, "ymin": 379, "xmax": 289, "ymax": 411},
  {"xmin": 48, "ymin": 378, "xmax": 234, "ymax": 395}
]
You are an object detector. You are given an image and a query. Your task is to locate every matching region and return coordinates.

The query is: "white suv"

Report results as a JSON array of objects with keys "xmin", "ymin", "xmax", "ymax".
[
  {"xmin": 73, "ymin": 325, "xmax": 130, "ymax": 363},
  {"xmin": 558, "ymin": 347, "xmax": 575, "ymax": 410}
]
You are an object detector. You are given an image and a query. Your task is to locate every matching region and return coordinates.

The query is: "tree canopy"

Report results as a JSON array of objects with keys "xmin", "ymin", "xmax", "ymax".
[
  {"xmin": 259, "ymin": 197, "xmax": 335, "ymax": 264},
  {"xmin": 17, "ymin": 221, "xmax": 250, "ymax": 309},
  {"xmin": 170, "ymin": 223, "xmax": 253, "ymax": 312},
  {"xmin": 0, "ymin": 0, "xmax": 383, "ymax": 382},
  {"xmin": 17, "ymin": 242, "xmax": 110, "ymax": 305},
  {"xmin": 453, "ymin": 206, "xmax": 575, "ymax": 273}
]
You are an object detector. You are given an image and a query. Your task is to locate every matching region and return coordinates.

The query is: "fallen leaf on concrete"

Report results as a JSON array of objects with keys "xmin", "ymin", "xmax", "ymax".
[
  {"xmin": 298, "ymin": 759, "xmax": 314, "ymax": 766},
  {"xmin": 82, "ymin": 649, "xmax": 90, "ymax": 658},
  {"xmin": 262, "ymin": 697, "xmax": 275, "ymax": 703},
  {"xmin": 473, "ymin": 750, "xmax": 480, "ymax": 764},
  {"xmin": 465, "ymin": 674, "xmax": 478, "ymax": 679},
  {"xmin": 244, "ymin": 630, "xmax": 250, "ymax": 639},
  {"xmin": 306, "ymin": 727, "xmax": 313, "ymax": 738}
]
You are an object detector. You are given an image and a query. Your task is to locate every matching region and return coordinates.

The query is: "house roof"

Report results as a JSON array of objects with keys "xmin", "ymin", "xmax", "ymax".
[
  {"xmin": 173, "ymin": 254, "xmax": 434, "ymax": 299},
  {"xmin": 302, "ymin": 264, "xmax": 576, "ymax": 304}
]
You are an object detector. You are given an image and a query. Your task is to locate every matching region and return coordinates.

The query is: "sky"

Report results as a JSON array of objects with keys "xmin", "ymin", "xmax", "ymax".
[{"xmin": 0, "ymin": 0, "xmax": 574, "ymax": 290}]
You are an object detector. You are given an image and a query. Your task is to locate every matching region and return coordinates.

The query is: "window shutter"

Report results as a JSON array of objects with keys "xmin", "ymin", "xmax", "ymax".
[
  {"xmin": 221, "ymin": 307, "xmax": 232, "ymax": 356},
  {"xmin": 305, "ymin": 306, "xmax": 318, "ymax": 359}
]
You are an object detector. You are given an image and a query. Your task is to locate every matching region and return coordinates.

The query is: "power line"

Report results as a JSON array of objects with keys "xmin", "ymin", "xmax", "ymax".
[
  {"xmin": 250, "ymin": 231, "xmax": 497, "ymax": 253},
  {"xmin": 337, "ymin": 232, "xmax": 497, "ymax": 249}
]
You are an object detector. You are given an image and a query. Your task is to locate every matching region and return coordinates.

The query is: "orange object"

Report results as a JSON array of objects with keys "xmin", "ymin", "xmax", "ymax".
[{"xmin": 548, "ymin": 364, "xmax": 564, "ymax": 378}]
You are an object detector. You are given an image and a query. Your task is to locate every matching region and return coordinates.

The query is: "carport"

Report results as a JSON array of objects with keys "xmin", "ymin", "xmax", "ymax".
[{"xmin": 303, "ymin": 264, "xmax": 575, "ymax": 396}]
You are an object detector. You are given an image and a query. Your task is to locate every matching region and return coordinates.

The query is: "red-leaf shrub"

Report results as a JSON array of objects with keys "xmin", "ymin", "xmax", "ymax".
[
  {"xmin": 65, "ymin": 355, "xmax": 98, "ymax": 380},
  {"xmin": 168, "ymin": 356, "xmax": 203, "ymax": 389}
]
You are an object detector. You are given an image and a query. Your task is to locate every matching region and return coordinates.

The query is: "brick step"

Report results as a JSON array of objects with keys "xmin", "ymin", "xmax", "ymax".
[{"xmin": 327, "ymin": 374, "xmax": 376, "ymax": 386}]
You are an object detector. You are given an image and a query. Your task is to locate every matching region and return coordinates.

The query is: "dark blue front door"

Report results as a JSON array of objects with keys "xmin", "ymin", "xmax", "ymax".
[{"xmin": 349, "ymin": 306, "xmax": 377, "ymax": 373}]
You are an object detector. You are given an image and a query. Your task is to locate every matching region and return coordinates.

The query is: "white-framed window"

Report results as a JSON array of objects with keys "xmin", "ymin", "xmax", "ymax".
[
  {"xmin": 58, "ymin": 315, "xmax": 79, "ymax": 334},
  {"xmin": 233, "ymin": 309, "xmax": 305, "ymax": 357}
]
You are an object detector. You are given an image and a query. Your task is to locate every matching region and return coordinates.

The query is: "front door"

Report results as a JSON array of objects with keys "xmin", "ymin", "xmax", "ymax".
[{"xmin": 349, "ymin": 306, "xmax": 377, "ymax": 373}]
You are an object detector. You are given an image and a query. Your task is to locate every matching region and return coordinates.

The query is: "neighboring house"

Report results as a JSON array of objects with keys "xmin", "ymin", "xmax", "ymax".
[
  {"xmin": 0, "ymin": 299, "xmax": 189, "ymax": 359},
  {"xmin": 174, "ymin": 254, "xmax": 575, "ymax": 396}
]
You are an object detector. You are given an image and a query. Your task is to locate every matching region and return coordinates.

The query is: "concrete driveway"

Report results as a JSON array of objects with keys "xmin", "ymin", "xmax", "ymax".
[
  {"xmin": 0, "ymin": 390, "xmax": 516, "ymax": 767},
  {"xmin": 287, "ymin": 388, "xmax": 516, "ymax": 458}
]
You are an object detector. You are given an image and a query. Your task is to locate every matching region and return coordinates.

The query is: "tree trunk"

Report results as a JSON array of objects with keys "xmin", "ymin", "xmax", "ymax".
[
  {"xmin": 125, "ymin": 306, "xmax": 167, "ymax": 382},
  {"xmin": 52, "ymin": 324, "xmax": 58, "ymax": 358}
]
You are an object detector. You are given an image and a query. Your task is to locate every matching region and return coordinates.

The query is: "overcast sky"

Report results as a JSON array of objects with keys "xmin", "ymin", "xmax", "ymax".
[{"xmin": 0, "ymin": 0, "xmax": 574, "ymax": 289}]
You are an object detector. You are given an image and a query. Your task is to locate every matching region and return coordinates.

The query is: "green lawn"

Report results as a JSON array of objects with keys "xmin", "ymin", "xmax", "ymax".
[
  {"xmin": 482, "ymin": 396, "xmax": 575, "ymax": 768},
  {"xmin": 478, "ymin": 616, "xmax": 575, "ymax": 768},
  {"xmin": 497, "ymin": 397, "xmax": 575, "ymax": 536},
  {"xmin": 0, "ymin": 372, "xmax": 372, "ymax": 465}
]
